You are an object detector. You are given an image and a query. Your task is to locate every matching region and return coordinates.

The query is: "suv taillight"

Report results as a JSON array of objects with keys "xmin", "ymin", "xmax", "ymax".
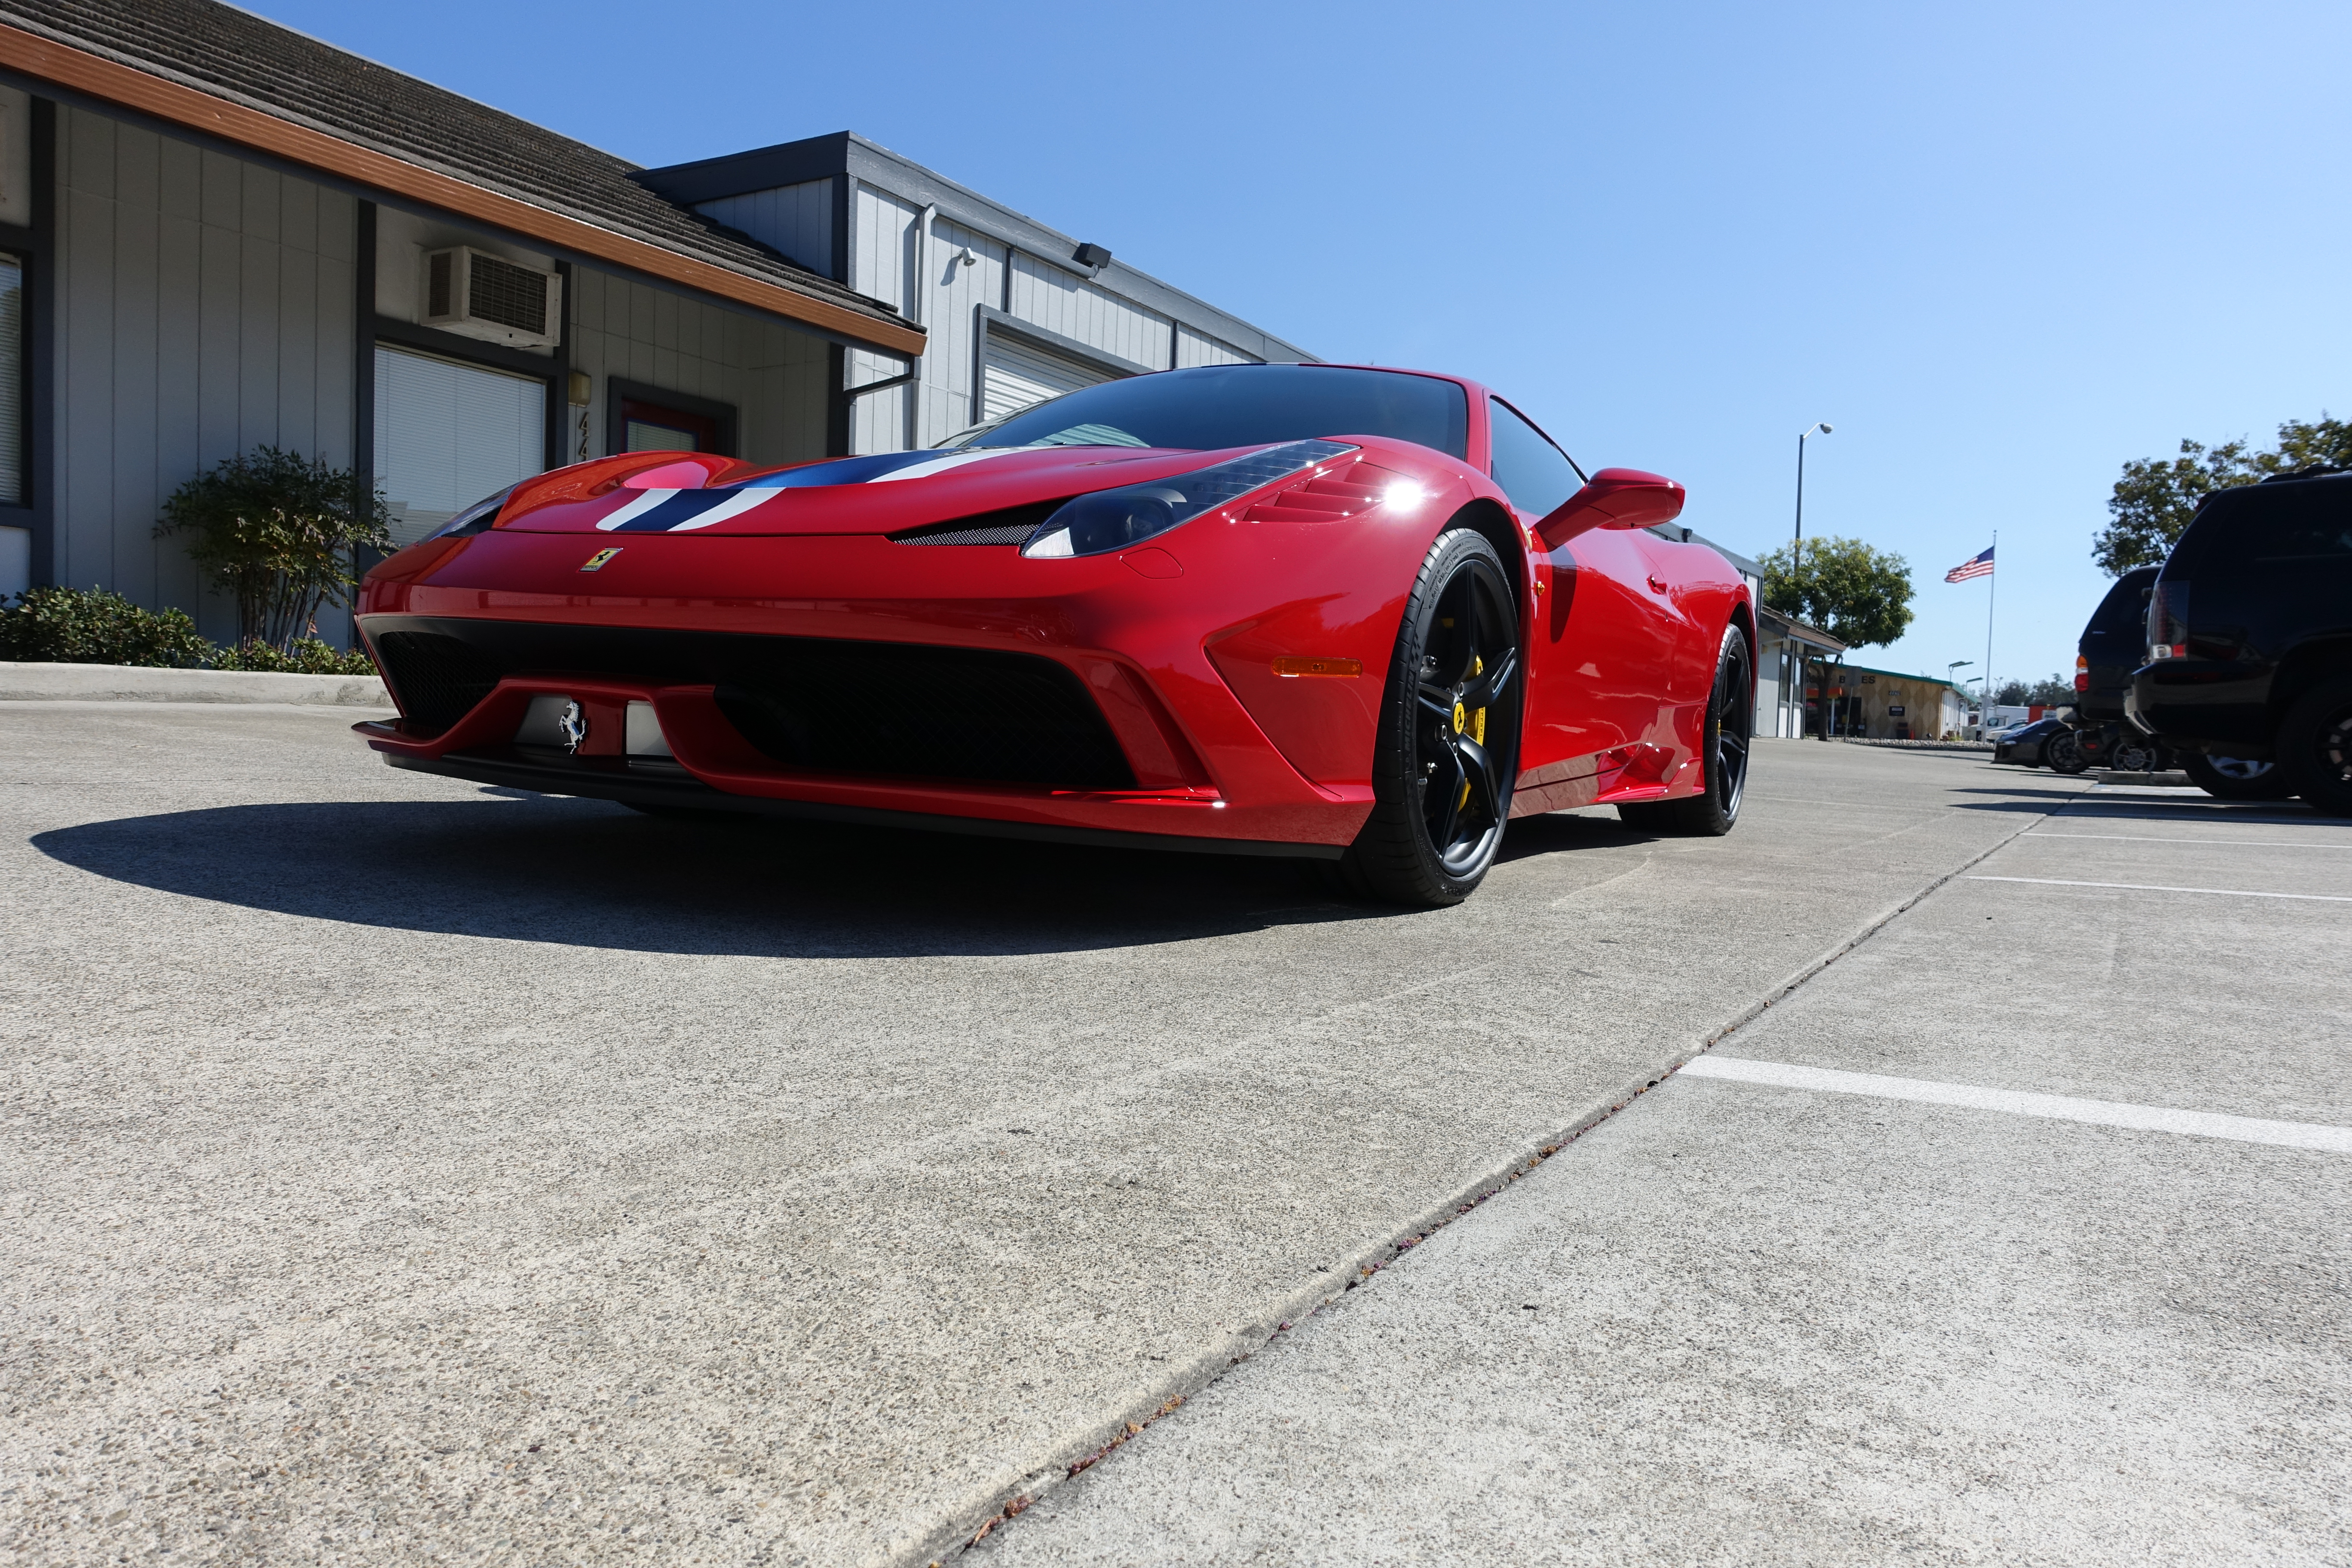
[
  {"xmin": 2073, "ymin": 654, "xmax": 2089, "ymax": 691},
  {"xmin": 2147, "ymin": 579, "xmax": 2190, "ymax": 660}
]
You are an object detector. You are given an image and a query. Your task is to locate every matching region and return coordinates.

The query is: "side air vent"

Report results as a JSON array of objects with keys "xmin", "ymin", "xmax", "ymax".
[
  {"xmin": 1241, "ymin": 467, "xmax": 1384, "ymax": 524},
  {"xmin": 890, "ymin": 498, "xmax": 1071, "ymax": 546},
  {"xmin": 421, "ymin": 247, "xmax": 563, "ymax": 349}
]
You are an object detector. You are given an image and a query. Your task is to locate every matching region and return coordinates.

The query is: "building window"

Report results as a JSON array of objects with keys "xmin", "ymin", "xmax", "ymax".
[
  {"xmin": 621, "ymin": 397, "xmax": 719, "ymax": 453},
  {"xmin": 374, "ymin": 345, "xmax": 547, "ymax": 548},
  {"xmin": 0, "ymin": 252, "xmax": 24, "ymax": 506}
]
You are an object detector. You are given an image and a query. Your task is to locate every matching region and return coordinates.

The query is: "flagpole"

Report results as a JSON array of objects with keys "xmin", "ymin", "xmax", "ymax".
[{"xmin": 1983, "ymin": 529, "xmax": 1997, "ymax": 727}]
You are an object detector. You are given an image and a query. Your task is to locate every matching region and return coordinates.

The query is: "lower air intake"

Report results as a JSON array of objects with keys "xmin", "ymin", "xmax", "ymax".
[
  {"xmin": 370, "ymin": 630, "xmax": 504, "ymax": 737},
  {"xmin": 356, "ymin": 617, "xmax": 1136, "ymax": 790}
]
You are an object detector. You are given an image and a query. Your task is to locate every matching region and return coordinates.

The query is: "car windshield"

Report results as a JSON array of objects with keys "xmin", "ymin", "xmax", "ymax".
[{"xmin": 938, "ymin": 364, "xmax": 1470, "ymax": 459}]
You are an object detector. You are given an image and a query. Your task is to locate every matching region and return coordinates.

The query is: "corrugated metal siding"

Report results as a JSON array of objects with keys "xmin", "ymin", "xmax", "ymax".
[
  {"xmin": 912, "ymin": 216, "xmax": 1004, "ymax": 448},
  {"xmin": 981, "ymin": 333, "xmax": 1114, "ymax": 423},
  {"xmin": 1175, "ymin": 323, "xmax": 1257, "ymax": 368},
  {"xmin": 568, "ymin": 264, "xmax": 829, "ymax": 468},
  {"xmin": 694, "ymin": 178, "xmax": 834, "ymax": 278},
  {"xmin": 53, "ymin": 107, "xmax": 355, "ymax": 643},
  {"xmin": 846, "ymin": 182, "xmax": 920, "ymax": 454},
  {"xmin": 1005, "ymin": 251, "xmax": 1171, "ymax": 372}
]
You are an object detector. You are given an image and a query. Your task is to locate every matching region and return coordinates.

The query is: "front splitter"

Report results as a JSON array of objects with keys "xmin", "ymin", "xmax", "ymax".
[{"xmin": 382, "ymin": 749, "xmax": 1346, "ymax": 861}]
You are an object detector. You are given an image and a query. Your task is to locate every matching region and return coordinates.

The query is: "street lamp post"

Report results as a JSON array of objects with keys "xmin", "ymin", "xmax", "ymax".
[
  {"xmin": 1794, "ymin": 422, "xmax": 1833, "ymax": 555},
  {"xmin": 1948, "ymin": 660, "xmax": 1973, "ymax": 738}
]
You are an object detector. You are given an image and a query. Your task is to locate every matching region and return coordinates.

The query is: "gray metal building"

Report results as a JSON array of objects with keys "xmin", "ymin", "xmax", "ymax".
[{"xmin": 0, "ymin": 0, "xmax": 1305, "ymax": 646}]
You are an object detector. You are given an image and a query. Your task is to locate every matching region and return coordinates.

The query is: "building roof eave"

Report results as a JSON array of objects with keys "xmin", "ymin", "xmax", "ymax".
[
  {"xmin": 0, "ymin": 7, "xmax": 928, "ymax": 356},
  {"xmin": 1756, "ymin": 604, "xmax": 1847, "ymax": 653}
]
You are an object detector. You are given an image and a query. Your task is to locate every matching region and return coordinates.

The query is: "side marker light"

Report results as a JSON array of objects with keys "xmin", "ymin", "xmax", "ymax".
[{"xmin": 1271, "ymin": 657, "xmax": 1363, "ymax": 678}]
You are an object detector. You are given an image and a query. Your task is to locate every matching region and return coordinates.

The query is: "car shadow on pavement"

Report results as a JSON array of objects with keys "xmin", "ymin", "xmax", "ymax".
[{"xmin": 35, "ymin": 793, "xmax": 1444, "ymax": 959}]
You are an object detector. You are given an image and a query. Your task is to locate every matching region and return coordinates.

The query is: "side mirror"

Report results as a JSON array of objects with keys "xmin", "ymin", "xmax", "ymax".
[{"xmin": 1535, "ymin": 467, "xmax": 1686, "ymax": 548}]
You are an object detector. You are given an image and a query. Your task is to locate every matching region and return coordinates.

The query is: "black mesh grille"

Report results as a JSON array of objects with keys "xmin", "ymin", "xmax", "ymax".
[
  {"xmin": 356, "ymin": 616, "xmax": 1136, "ymax": 790},
  {"xmin": 371, "ymin": 630, "xmax": 503, "ymax": 737},
  {"xmin": 466, "ymin": 252, "xmax": 548, "ymax": 334},
  {"xmin": 889, "ymin": 498, "xmax": 1068, "ymax": 547}
]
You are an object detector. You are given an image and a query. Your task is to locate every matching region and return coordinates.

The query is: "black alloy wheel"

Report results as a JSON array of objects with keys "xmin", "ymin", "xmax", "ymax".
[
  {"xmin": 1328, "ymin": 529, "xmax": 1522, "ymax": 906},
  {"xmin": 2279, "ymin": 673, "xmax": 2352, "ymax": 815},
  {"xmin": 1619, "ymin": 623, "xmax": 1752, "ymax": 836},
  {"xmin": 2179, "ymin": 751, "xmax": 2293, "ymax": 802},
  {"xmin": 2110, "ymin": 737, "xmax": 2162, "ymax": 773},
  {"xmin": 2044, "ymin": 728, "xmax": 2090, "ymax": 775}
]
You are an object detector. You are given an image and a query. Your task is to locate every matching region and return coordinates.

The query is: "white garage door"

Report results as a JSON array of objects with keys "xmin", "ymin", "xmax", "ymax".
[
  {"xmin": 980, "ymin": 332, "xmax": 1118, "ymax": 424},
  {"xmin": 374, "ymin": 346, "xmax": 548, "ymax": 547}
]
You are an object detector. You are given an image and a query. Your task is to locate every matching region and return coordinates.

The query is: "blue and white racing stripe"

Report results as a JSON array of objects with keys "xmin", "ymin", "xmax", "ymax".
[{"xmin": 595, "ymin": 448, "xmax": 1026, "ymax": 533}]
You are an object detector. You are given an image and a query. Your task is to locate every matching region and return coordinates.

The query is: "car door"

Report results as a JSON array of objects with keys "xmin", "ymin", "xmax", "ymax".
[{"xmin": 1487, "ymin": 396, "xmax": 1677, "ymax": 772}]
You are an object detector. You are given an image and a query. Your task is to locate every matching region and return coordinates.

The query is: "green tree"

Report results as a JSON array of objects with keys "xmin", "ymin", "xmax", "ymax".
[
  {"xmin": 2095, "ymin": 415, "xmax": 2352, "ymax": 576},
  {"xmin": 1997, "ymin": 674, "xmax": 2073, "ymax": 706},
  {"xmin": 1758, "ymin": 535, "xmax": 1915, "ymax": 649},
  {"xmin": 155, "ymin": 446, "xmax": 391, "ymax": 653}
]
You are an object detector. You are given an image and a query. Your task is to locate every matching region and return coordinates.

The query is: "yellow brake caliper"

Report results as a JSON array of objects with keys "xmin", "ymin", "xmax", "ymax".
[{"xmin": 1453, "ymin": 656, "xmax": 1486, "ymax": 812}]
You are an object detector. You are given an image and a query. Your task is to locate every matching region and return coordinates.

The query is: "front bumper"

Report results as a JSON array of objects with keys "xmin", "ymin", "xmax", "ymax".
[{"xmin": 352, "ymin": 511, "xmax": 1466, "ymax": 851}]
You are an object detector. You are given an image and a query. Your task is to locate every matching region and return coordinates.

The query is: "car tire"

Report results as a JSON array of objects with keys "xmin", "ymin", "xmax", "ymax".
[
  {"xmin": 2110, "ymin": 737, "xmax": 2162, "ymax": 772},
  {"xmin": 2044, "ymin": 729, "xmax": 2090, "ymax": 774},
  {"xmin": 1617, "ymin": 622, "xmax": 1753, "ymax": 836},
  {"xmin": 1329, "ymin": 528, "xmax": 1522, "ymax": 906},
  {"xmin": 2278, "ymin": 673, "xmax": 2352, "ymax": 815},
  {"xmin": 2179, "ymin": 751, "xmax": 2293, "ymax": 801}
]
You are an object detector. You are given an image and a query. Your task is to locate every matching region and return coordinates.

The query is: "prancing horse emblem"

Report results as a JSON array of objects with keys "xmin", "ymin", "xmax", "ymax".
[
  {"xmin": 580, "ymin": 547, "xmax": 622, "ymax": 572},
  {"xmin": 556, "ymin": 700, "xmax": 589, "ymax": 754}
]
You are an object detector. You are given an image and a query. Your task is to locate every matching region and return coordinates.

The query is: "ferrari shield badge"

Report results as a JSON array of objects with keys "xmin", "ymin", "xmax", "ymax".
[{"xmin": 580, "ymin": 547, "xmax": 622, "ymax": 572}]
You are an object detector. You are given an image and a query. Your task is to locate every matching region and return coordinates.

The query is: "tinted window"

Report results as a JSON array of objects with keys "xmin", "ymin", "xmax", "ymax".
[
  {"xmin": 1487, "ymin": 398, "xmax": 1582, "ymax": 517},
  {"xmin": 2086, "ymin": 567, "xmax": 2157, "ymax": 639},
  {"xmin": 2251, "ymin": 489, "xmax": 2352, "ymax": 560},
  {"xmin": 946, "ymin": 365, "xmax": 1469, "ymax": 458}
]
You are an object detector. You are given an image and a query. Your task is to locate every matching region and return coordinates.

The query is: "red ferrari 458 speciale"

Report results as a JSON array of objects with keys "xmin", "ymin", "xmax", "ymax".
[{"xmin": 354, "ymin": 364, "xmax": 1753, "ymax": 904}]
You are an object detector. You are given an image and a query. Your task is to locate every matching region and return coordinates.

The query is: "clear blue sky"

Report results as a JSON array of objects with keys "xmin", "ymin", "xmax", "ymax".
[{"xmin": 252, "ymin": 0, "xmax": 2351, "ymax": 695}]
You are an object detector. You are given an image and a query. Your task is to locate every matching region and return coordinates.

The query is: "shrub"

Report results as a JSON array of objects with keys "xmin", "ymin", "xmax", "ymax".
[
  {"xmin": 210, "ymin": 636, "xmax": 377, "ymax": 676},
  {"xmin": 0, "ymin": 586, "xmax": 213, "ymax": 667},
  {"xmin": 155, "ymin": 446, "xmax": 391, "ymax": 653}
]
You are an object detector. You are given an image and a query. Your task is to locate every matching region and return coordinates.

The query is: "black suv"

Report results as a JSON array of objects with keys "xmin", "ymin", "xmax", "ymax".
[
  {"xmin": 2128, "ymin": 469, "xmax": 2352, "ymax": 810},
  {"xmin": 2071, "ymin": 566, "xmax": 2167, "ymax": 772}
]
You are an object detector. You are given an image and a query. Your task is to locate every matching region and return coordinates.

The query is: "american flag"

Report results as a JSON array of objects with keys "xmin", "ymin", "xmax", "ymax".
[{"xmin": 1945, "ymin": 545, "xmax": 1995, "ymax": 583}]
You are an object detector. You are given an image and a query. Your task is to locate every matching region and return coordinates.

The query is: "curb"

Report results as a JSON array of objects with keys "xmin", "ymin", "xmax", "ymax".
[
  {"xmin": 0, "ymin": 660, "xmax": 389, "ymax": 707},
  {"xmin": 2095, "ymin": 770, "xmax": 2195, "ymax": 788}
]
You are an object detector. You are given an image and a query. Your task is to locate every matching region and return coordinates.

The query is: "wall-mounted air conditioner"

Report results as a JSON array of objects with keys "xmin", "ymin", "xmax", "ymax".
[{"xmin": 421, "ymin": 246, "xmax": 562, "ymax": 349}]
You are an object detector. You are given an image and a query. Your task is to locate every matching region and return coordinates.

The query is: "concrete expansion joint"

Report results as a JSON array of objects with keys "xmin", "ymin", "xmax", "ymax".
[{"xmin": 877, "ymin": 797, "xmax": 2082, "ymax": 1568}]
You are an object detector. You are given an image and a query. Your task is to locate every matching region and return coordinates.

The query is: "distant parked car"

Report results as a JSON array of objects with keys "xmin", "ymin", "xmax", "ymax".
[
  {"xmin": 1991, "ymin": 717, "xmax": 2071, "ymax": 768},
  {"xmin": 2128, "ymin": 468, "xmax": 2352, "ymax": 811}
]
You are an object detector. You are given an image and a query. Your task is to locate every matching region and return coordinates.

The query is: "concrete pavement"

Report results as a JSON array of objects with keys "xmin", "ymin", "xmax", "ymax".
[
  {"xmin": 976, "ymin": 781, "xmax": 2352, "ymax": 1565},
  {"xmin": 1, "ymin": 710, "xmax": 2113, "ymax": 1564}
]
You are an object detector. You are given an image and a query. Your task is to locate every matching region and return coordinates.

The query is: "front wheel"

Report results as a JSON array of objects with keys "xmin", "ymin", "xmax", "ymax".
[
  {"xmin": 2044, "ymin": 729, "xmax": 2090, "ymax": 774},
  {"xmin": 1329, "ymin": 528, "xmax": 1522, "ymax": 906},
  {"xmin": 1617, "ymin": 622, "xmax": 1753, "ymax": 836},
  {"xmin": 2180, "ymin": 751, "xmax": 2292, "ymax": 801}
]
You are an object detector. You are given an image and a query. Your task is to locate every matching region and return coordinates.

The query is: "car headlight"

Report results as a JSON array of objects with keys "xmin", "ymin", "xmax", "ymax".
[
  {"xmin": 422, "ymin": 484, "xmax": 518, "ymax": 542},
  {"xmin": 1021, "ymin": 439, "xmax": 1358, "ymax": 559}
]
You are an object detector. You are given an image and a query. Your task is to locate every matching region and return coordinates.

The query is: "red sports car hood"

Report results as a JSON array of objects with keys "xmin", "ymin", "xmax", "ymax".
[{"xmin": 495, "ymin": 444, "xmax": 1290, "ymax": 537}]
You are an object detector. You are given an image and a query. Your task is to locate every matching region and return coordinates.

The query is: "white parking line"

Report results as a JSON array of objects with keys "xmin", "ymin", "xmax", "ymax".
[
  {"xmin": 1680, "ymin": 1056, "xmax": 2352, "ymax": 1152},
  {"xmin": 1965, "ymin": 875, "xmax": 2352, "ymax": 902},
  {"xmin": 2026, "ymin": 833, "xmax": 2352, "ymax": 848}
]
